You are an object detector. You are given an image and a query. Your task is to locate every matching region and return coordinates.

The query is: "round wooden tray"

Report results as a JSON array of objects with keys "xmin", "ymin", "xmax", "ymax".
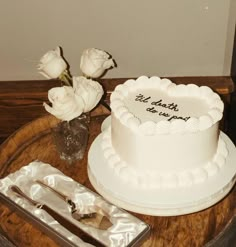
[{"xmin": 1, "ymin": 114, "xmax": 236, "ymax": 247}]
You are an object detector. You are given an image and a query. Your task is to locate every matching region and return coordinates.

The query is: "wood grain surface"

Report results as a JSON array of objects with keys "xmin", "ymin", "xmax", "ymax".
[
  {"xmin": 0, "ymin": 77, "xmax": 234, "ymax": 143},
  {"xmin": 0, "ymin": 77, "xmax": 236, "ymax": 247},
  {"xmin": 0, "ymin": 113, "xmax": 236, "ymax": 247}
]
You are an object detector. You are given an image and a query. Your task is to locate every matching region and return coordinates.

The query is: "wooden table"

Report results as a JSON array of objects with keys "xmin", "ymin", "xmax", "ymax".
[{"xmin": 0, "ymin": 77, "xmax": 236, "ymax": 247}]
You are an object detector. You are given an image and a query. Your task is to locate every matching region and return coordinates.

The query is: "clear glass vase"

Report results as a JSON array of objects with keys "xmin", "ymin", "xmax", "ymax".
[{"xmin": 52, "ymin": 113, "xmax": 90, "ymax": 163}]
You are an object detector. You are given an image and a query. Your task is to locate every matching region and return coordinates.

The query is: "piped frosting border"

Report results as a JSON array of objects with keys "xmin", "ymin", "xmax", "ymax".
[
  {"xmin": 102, "ymin": 128, "xmax": 228, "ymax": 189},
  {"xmin": 110, "ymin": 76, "xmax": 224, "ymax": 134}
]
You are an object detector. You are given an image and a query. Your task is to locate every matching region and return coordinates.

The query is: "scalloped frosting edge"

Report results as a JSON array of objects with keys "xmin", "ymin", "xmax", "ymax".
[
  {"xmin": 101, "ymin": 128, "xmax": 228, "ymax": 189},
  {"xmin": 110, "ymin": 76, "xmax": 224, "ymax": 134}
]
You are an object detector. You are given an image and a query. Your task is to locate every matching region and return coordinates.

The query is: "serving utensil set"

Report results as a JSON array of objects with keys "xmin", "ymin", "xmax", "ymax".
[{"xmin": 9, "ymin": 181, "xmax": 112, "ymax": 245}]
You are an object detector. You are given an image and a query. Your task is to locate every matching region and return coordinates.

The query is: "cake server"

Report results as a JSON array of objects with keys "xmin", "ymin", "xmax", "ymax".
[
  {"xmin": 10, "ymin": 185, "xmax": 103, "ymax": 246},
  {"xmin": 35, "ymin": 180, "xmax": 112, "ymax": 230}
]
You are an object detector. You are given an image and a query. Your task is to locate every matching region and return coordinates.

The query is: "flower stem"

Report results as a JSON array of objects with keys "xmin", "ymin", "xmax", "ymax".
[{"xmin": 59, "ymin": 70, "xmax": 73, "ymax": 86}]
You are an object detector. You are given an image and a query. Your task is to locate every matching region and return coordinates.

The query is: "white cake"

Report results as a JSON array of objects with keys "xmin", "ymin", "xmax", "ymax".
[
  {"xmin": 102, "ymin": 76, "xmax": 227, "ymax": 188},
  {"xmin": 88, "ymin": 76, "xmax": 236, "ymax": 216}
]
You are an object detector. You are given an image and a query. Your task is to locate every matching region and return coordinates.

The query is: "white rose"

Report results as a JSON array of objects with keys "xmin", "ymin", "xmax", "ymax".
[
  {"xmin": 43, "ymin": 86, "xmax": 84, "ymax": 121},
  {"xmin": 73, "ymin": 76, "xmax": 104, "ymax": 112},
  {"xmin": 80, "ymin": 48, "xmax": 114, "ymax": 78},
  {"xmin": 38, "ymin": 47, "xmax": 67, "ymax": 79}
]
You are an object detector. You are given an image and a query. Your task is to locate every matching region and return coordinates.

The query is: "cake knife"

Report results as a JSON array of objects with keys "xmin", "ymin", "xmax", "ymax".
[
  {"xmin": 35, "ymin": 180, "xmax": 112, "ymax": 230},
  {"xmin": 10, "ymin": 185, "xmax": 104, "ymax": 247}
]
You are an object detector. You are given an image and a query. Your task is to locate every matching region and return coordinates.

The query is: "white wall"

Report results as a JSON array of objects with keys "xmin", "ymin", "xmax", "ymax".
[{"xmin": 0, "ymin": 0, "xmax": 235, "ymax": 80}]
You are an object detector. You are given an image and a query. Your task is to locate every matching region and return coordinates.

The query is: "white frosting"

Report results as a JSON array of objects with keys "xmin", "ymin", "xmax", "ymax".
[
  {"xmin": 102, "ymin": 127, "xmax": 228, "ymax": 188},
  {"xmin": 110, "ymin": 76, "xmax": 223, "ymax": 134},
  {"xmin": 104, "ymin": 76, "xmax": 227, "ymax": 188}
]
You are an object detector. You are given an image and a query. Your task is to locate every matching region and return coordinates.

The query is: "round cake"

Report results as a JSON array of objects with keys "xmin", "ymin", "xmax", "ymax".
[{"xmin": 88, "ymin": 76, "xmax": 236, "ymax": 216}]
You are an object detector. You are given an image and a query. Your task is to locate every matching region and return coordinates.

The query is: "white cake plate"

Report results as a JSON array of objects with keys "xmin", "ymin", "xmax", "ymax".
[{"xmin": 88, "ymin": 118, "xmax": 236, "ymax": 216}]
